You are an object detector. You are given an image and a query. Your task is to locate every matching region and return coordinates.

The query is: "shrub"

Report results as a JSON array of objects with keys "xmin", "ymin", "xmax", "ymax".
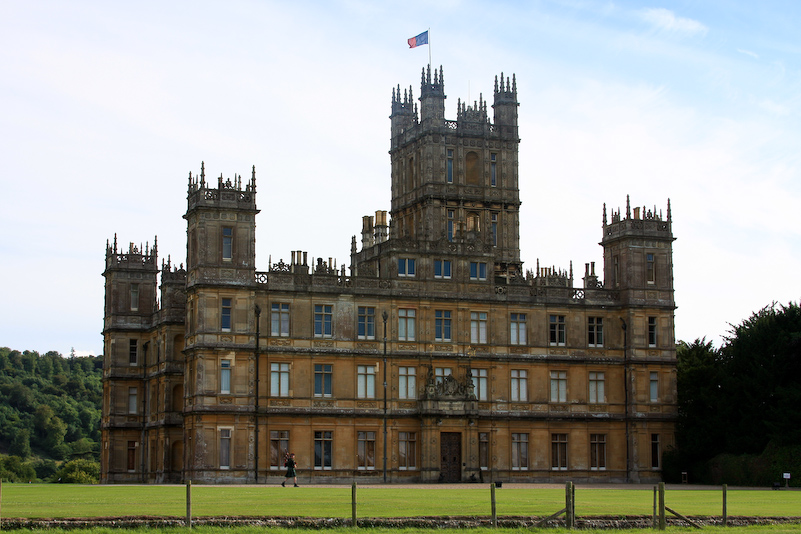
[{"xmin": 53, "ymin": 458, "xmax": 100, "ymax": 484}]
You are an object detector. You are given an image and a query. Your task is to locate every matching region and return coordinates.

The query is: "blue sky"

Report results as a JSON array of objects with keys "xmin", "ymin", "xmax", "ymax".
[{"xmin": 1, "ymin": 0, "xmax": 799, "ymax": 356}]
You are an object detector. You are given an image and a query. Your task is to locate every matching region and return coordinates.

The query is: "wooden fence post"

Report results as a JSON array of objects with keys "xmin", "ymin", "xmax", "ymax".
[
  {"xmin": 722, "ymin": 484, "xmax": 727, "ymax": 527},
  {"xmin": 491, "ymin": 483, "xmax": 497, "ymax": 527},
  {"xmin": 565, "ymin": 481, "xmax": 574, "ymax": 529},
  {"xmin": 186, "ymin": 480, "xmax": 192, "ymax": 529},
  {"xmin": 658, "ymin": 482, "xmax": 666, "ymax": 531},
  {"xmin": 352, "ymin": 482, "xmax": 357, "ymax": 527},
  {"xmin": 652, "ymin": 486, "xmax": 657, "ymax": 528}
]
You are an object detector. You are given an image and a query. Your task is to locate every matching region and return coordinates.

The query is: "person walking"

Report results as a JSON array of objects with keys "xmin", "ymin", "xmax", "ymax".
[{"xmin": 281, "ymin": 452, "xmax": 298, "ymax": 487}]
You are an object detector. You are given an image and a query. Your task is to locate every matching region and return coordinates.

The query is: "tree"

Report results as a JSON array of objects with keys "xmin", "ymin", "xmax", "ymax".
[{"xmin": 9, "ymin": 428, "xmax": 31, "ymax": 458}]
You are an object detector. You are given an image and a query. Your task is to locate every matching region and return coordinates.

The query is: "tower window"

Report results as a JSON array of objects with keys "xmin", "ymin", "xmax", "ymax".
[
  {"xmin": 221, "ymin": 298, "xmax": 232, "ymax": 331},
  {"xmin": 613, "ymin": 256, "xmax": 619, "ymax": 288},
  {"xmin": 470, "ymin": 311, "xmax": 487, "ymax": 344},
  {"xmin": 447, "ymin": 210, "xmax": 455, "ymax": 242},
  {"xmin": 490, "ymin": 153, "xmax": 497, "ymax": 186},
  {"xmin": 398, "ymin": 258, "xmax": 416, "ymax": 277},
  {"xmin": 466, "ymin": 212, "xmax": 480, "ymax": 232},
  {"xmin": 491, "ymin": 213, "xmax": 498, "ymax": 246},
  {"xmin": 646, "ymin": 253, "xmax": 655, "ymax": 284},
  {"xmin": 314, "ymin": 305, "xmax": 333, "ymax": 338},
  {"xmin": 130, "ymin": 284, "xmax": 139, "ymax": 311},
  {"xmin": 398, "ymin": 309, "xmax": 416, "ymax": 341},
  {"xmin": 434, "ymin": 259, "xmax": 452, "ymax": 279},
  {"xmin": 358, "ymin": 306, "xmax": 375, "ymax": 340},
  {"xmin": 129, "ymin": 339, "xmax": 138, "ymax": 365},
  {"xmin": 222, "ymin": 227, "xmax": 233, "ymax": 261},
  {"xmin": 446, "ymin": 149, "xmax": 454, "ymax": 183},
  {"xmin": 435, "ymin": 310, "xmax": 452, "ymax": 342},
  {"xmin": 219, "ymin": 428, "xmax": 231, "ymax": 469},
  {"xmin": 220, "ymin": 359, "xmax": 231, "ymax": 394},
  {"xmin": 465, "ymin": 151, "xmax": 480, "ymax": 185},
  {"xmin": 469, "ymin": 262, "xmax": 487, "ymax": 281},
  {"xmin": 648, "ymin": 316, "xmax": 657, "ymax": 347}
]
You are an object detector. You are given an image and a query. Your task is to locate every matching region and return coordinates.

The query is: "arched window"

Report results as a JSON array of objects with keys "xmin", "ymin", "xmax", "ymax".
[{"xmin": 465, "ymin": 151, "xmax": 480, "ymax": 185}]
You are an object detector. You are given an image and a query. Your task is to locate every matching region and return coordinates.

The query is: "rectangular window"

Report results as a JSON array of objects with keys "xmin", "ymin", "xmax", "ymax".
[
  {"xmin": 590, "ymin": 434, "xmax": 607, "ymax": 470},
  {"xmin": 550, "ymin": 370, "xmax": 567, "ymax": 402},
  {"xmin": 552, "ymin": 433, "xmax": 568, "ymax": 470},
  {"xmin": 398, "ymin": 258, "xmax": 416, "ymax": 277},
  {"xmin": 471, "ymin": 311, "xmax": 487, "ymax": 344},
  {"xmin": 650, "ymin": 371, "xmax": 659, "ymax": 402},
  {"xmin": 221, "ymin": 298, "xmax": 232, "ymax": 331},
  {"xmin": 446, "ymin": 149, "xmax": 454, "ymax": 183},
  {"xmin": 511, "ymin": 369, "xmax": 528, "ymax": 402},
  {"xmin": 314, "ymin": 304, "xmax": 333, "ymax": 338},
  {"xmin": 646, "ymin": 253, "xmax": 655, "ymax": 284},
  {"xmin": 129, "ymin": 339, "xmax": 138, "ymax": 365},
  {"xmin": 613, "ymin": 256, "xmax": 619, "ymax": 287},
  {"xmin": 479, "ymin": 432, "xmax": 489, "ymax": 469},
  {"xmin": 399, "ymin": 431, "xmax": 417, "ymax": 470},
  {"xmin": 490, "ymin": 153, "xmax": 497, "ymax": 187},
  {"xmin": 472, "ymin": 368, "xmax": 488, "ymax": 401},
  {"xmin": 512, "ymin": 433, "xmax": 528, "ymax": 470},
  {"xmin": 357, "ymin": 306, "xmax": 375, "ymax": 340},
  {"xmin": 271, "ymin": 362, "xmax": 290, "ymax": 397},
  {"xmin": 469, "ymin": 262, "xmax": 487, "ymax": 281},
  {"xmin": 398, "ymin": 309, "xmax": 416, "ymax": 341},
  {"xmin": 588, "ymin": 317, "xmax": 603, "ymax": 347},
  {"xmin": 130, "ymin": 284, "xmax": 139, "ymax": 311},
  {"xmin": 357, "ymin": 364, "xmax": 376, "ymax": 398},
  {"xmin": 447, "ymin": 210, "xmax": 455, "ymax": 241},
  {"xmin": 222, "ymin": 227, "xmax": 233, "ymax": 261},
  {"xmin": 128, "ymin": 387, "xmax": 138, "ymax": 414},
  {"xmin": 271, "ymin": 303, "xmax": 290, "ymax": 337},
  {"xmin": 314, "ymin": 430, "xmax": 333, "ymax": 469},
  {"xmin": 270, "ymin": 430, "xmax": 289, "ymax": 469},
  {"xmin": 510, "ymin": 313, "xmax": 527, "ymax": 345},
  {"xmin": 435, "ymin": 310, "xmax": 452, "ymax": 342},
  {"xmin": 491, "ymin": 213, "xmax": 498, "ymax": 246},
  {"xmin": 314, "ymin": 364, "xmax": 332, "ymax": 397},
  {"xmin": 589, "ymin": 371, "xmax": 605, "ymax": 403},
  {"xmin": 127, "ymin": 441, "xmax": 136, "ymax": 471},
  {"xmin": 651, "ymin": 434, "xmax": 661, "ymax": 469},
  {"xmin": 220, "ymin": 428, "xmax": 231, "ymax": 469},
  {"xmin": 220, "ymin": 359, "xmax": 231, "ymax": 394},
  {"xmin": 435, "ymin": 367, "xmax": 452, "ymax": 384},
  {"xmin": 648, "ymin": 316, "xmax": 657, "ymax": 347},
  {"xmin": 549, "ymin": 315, "xmax": 566, "ymax": 346},
  {"xmin": 434, "ymin": 259, "xmax": 452, "ymax": 279},
  {"xmin": 398, "ymin": 366, "xmax": 416, "ymax": 399},
  {"xmin": 357, "ymin": 431, "xmax": 376, "ymax": 470}
]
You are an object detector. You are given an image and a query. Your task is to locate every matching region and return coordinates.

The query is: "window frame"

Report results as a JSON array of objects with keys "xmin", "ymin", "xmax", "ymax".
[
  {"xmin": 434, "ymin": 259, "xmax": 452, "ymax": 279},
  {"xmin": 270, "ymin": 430, "xmax": 289, "ymax": 470},
  {"xmin": 357, "ymin": 431, "xmax": 376, "ymax": 470},
  {"xmin": 270, "ymin": 362, "xmax": 290, "ymax": 397},
  {"xmin": 357, "ymin": 364, "xmax": 376, "ymax": 399},
  {"xmin": 650, "ymin": 371, "xmax": 659, "ymax": 402},
  {"xmin": 511, "ymin": 369, "xmax": 528, "ymax": 402},
  {"xmin": 590, "ymin": 433, "xmax": 607, "ymax": 471},
  {"xmin": 469, "ymin": 262, "xmax": 487, "ymax": 281},
  {"xmin": 589, "ymin": 371, "xmax": 605, "ymax": 403},
  {"xmin": 221, "ymin": 298, "xmax": 232, "ymax": 332},
  {"xmin": 470, "ymin": 311, "xmax": 488, "ymax": 344},
  {"xmin": 549, "ymin": 314, "xmax": 566, "ymax": 346},
  {"xmin": 314, "ymin": 364, "xmax": 333, "ymax": 397},
  {"xmin": 314, "ymin": 304, "xmax": 333, "ymax": 338},
  {"xmin": 550, "ymin": 370, "xmax": 567, "ymax": 403},
  {"xmin": 222, "ymin": 227, "xmax": 233, "ymax": 261},
  {"xmin": 398, "ymin": 431, "xmax": 417, "ymax": 470},
  {"xmin": 398, "ymin": 308, "xmax": 416, "ymax": 341},
  {"xmin": 551, "ymin": 433, "xmax": 568, "ymax": 471},
  {"xmin": 511, "ymin": 432, "xmax": 529, "ymax": 471},
  {"xmin": 398, "ymin": 258, "xmax": 416, "ymax": 277},
  {"xmin": 648, "ymin": 316, "xmax": 657, "ymax": 347},
  {"xmin": 472, "ymin": 368, "xmax": 488, "ymax": 401},
  {"xmin": 398, "ymin": 366, "xmax": 416, "ymax": 399},
  {"xmin": 357, "ymin": 306, "xmax": 376, "ymax": 340},
  {"xmin": 588, "ymin": 316, "xmax": 604, "ymax": 347},
  {"xmin": 271, "ymin": 303, "xmax": 290, "ymax": 337},
  {"xmin": 220, "ymin": 359, "xmax": 232, "ymax": 395},
  {"xmin": 510, "ymin": 313, "xmax": 527, "ymax": 345},
  {"xmin": 219, "ymin": 428, "xmax": 232, "ymax": 469},
  {"xmin": 434, "ymin": 309, "xmax": 452, "ymax": 342},
  {"xmin": 314, "ymin": 430, "xmax": 333, "ymax": 470}
]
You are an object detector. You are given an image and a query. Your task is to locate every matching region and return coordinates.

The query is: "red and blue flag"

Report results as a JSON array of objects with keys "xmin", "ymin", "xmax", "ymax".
[{"xmin": 407, "ymin": 31, "xmax": 428, "ymax": 48}]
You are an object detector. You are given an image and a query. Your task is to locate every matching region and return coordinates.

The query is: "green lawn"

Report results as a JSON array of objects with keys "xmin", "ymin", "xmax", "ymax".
[{"xmin": 0, "ymin": 484, "xmax": 799, "ymax": 519}]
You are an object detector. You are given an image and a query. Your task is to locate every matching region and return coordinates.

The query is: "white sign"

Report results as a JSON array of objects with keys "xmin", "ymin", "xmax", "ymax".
[{"xmin": 783, "ymin": 473, "xmax": 791, "ymax": 479}]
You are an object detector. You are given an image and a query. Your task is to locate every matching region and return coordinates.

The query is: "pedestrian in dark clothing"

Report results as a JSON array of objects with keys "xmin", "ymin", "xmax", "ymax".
[{"xmin": 282, "ymin": 453, "xmax": 298, "ymax": 487}]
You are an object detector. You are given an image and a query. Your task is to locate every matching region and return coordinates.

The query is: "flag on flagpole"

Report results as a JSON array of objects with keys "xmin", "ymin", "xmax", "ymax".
[{"xmin": 407, "ymin": 31, "xmax": 428, "ymax": 48}]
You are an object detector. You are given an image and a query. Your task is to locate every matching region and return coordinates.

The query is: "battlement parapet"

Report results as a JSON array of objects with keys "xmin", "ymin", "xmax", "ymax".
[
  {"xmin": 105, "ymin": 234, "xmax": 157, "ymax": 272},
  {"xmin": 186, "ymin": 161, "xmax": 257, "ymax": 212},
  {"xmin": 602, "ymin": 195, "xmax": 673, "ymax": 241}
]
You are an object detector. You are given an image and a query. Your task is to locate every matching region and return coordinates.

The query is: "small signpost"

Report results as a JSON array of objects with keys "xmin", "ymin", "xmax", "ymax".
[{"xmin": 784, "ymin": 472, "xmax": 791, "ymax": 488}]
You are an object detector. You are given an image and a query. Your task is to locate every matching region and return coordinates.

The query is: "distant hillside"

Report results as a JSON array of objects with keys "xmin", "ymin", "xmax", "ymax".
[{"xmin": 0, "ymin": 347, "xmax": 102, "ymax": 463}]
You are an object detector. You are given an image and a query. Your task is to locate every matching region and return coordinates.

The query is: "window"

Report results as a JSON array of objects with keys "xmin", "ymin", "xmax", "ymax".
[
  {"xmin": 398, "ymin": 258, "xmax": 416, "ymax": 277},
  {"xmin": 479, "ymin": 433, "xmax": 489, "ymax": 469},
  {"xmin": 314, "ymin": 364, "xmax": 332, "ymax": 397},
  {"xmin": 552, "ymin": 433, "xmax": 568, "ymax": 470},
  {"xmin": 465, "ymin": 151, "xmax": 480, "ymax": 184},
  {"xmin": 650, "ymin": 371, "xmax": 659, "ymax": 402},
  {"xmin": 399, "ymin": 432, "xmax": 417, "ymax": 470},
  {"xmin": 589, "ymin": 371, "xmax": 605, "ymax": 403},
  {"xmin": 130, "ymin": 284, "xmax": 139, "ymax": 311},
  {"xmin": 128, "ymin": 387, "xmax": 138, "ymax": 414},
  {"xmin": 434, "ymin": 260, "xmax": 452, "ymax": 279},
  {"xmin": 646, "ymin": 253, "xmax": 655, "ymax": 284},
  {"xmin": 648, "ymin": 316, "xmax": 657, "ymax": 347},
  {"xmin": 467, "ymin": 212, "xmax": 480, "ymax": 232},
  {"xmin": 550, "ymin": 370, "xmax": 567, "ymax": 402},
  {"xmin": 271, "ymin": 362, "xmax": 290, "ymax": 397},
  {"xmin": 469, "ymin": 262, "xmax": 487, "ymax": 280},
  {"xmin": 357, "ymin": 431, "xmax": 376, "ymax": 470},
  {"xmin": 471, "ymin": 311, "xmax": 487, "ymax": 344},
  {"xmin": 270, "ymin": 430, "xmax": 289, "ymax": 469},
  {"xmin": 613, "ymin": 256, "xmax": 619, "ymax": 287},
  {"xmin": 271, "ymin": 303, "xmax": 290, "ymax": 337},
  {"xmin": 590, "ymin": 434, "xmax": 606, "ymax": 470},
  {"xmin": 222, "ymin": 227, "xmax": 233, "ymax": 261},
  {"xmin": 398, "ymin": 366, "xmax": 416, "ymax": 399},
  {"xmin": 314, "ymin": 430, "xmax": 333, "ymax": 469},
  {"xmin": 549, "ymin": 315, "xmax": 566, "ymax": 346},
  {"xmin": 512, "ymin": 433, "xmax": 528, "ymax": 470},
  {"xmin": 435, "ymin": 310, "xmax": 452, "ymax": 342},
  {"xmin": 221, "ymin": 298, "xmax": 232, "ymax": 331},
  {"xmin": 127, "ymin": 441, "xmax": 136, "ymax": 471},
  {"xmin": 446, "ymin": 149, "xmax": 454, "ymax": 183},
  {"xmin": 651, "ymin": 434, "xmax": 661, "ymax": 469},
  {"xmin": 357, "ymin": 365, "xmax": 376, "ymax": 398},
  {"xmin": 588, "ymin": 317, "xmax": 603, "ymax": 347},
  {"xmin": 220, "ymin": 428, "xmax": 231, "ymax": 469},
  {"xmin": 491, "ymin": 213, "xmax": 498, "ymax": 246},
  {"xmin": 435, "ymin": 367, "xmax": 452, "ymax": 384},
  {"xmin": 510, "ymin": 313, "xmax": 526, "ymax": 345},
  {"xmin": 511, "ymin": 369, "xmax": 528, "ymax": 402},
  {"xmin": 472, "ymin": 368, "xmax": 488, "ymax": 401},
  {"xmin": 398, "ymin": 309, "xmax": 416, "ymax": 341},
  {"xmin": 447, "ymin": 210, "xmax": 455, "ymax": 241},
  {"xmin": 490, "ymin": 153, "xmax": 497, "ymax": 186},
  {"xmin": 129, "ymin": 339, "xmax": 138, "ymax": 365},
  {"xmin": 314, "ymin": 304, "xmax": 333, "ymax": 338},
  {"xmin": 220, "ymin": 359, "xmax": 231, "ymax": 394},
  {"xmin": 357, "ymin": 306, "xmax": 375, "ymax": 340}
]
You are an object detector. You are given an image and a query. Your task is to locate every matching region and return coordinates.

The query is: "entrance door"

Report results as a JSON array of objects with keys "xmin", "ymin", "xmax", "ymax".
[{"xmin": 440, "ymin": 432, "xmax": 462, "ymax": 482}]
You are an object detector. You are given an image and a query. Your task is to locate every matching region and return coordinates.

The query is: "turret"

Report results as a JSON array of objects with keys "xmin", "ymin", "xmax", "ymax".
[
  {"xmin": 419, "ymin": 65, "xmax": 445, "ymax": 129},
  {"xmin": 493, "ymin": 72, "xmax": 519, "ymax": 139}
]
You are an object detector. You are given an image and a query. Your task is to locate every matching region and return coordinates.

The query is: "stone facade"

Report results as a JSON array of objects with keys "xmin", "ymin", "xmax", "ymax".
[{"xmin": 101, "ymin": 66, "xmax": 677, "ymax": 484}]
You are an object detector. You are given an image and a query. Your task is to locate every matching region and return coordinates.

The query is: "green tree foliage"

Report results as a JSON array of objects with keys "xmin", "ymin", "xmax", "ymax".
[
  {"xmin": 54, "ymin": 458, "xmax": 100, "ymax": 484},
  {"xmin": 0, "ymin": 453, "xmax": 37, "ymax": 482}
]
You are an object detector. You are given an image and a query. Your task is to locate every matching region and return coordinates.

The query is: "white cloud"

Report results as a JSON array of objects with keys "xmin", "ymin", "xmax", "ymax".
[
  {"xmin": 639, "ymin": 8, "xmax": 708, "ymax": 35},
  {"xmin": 737, "ymin": 48, "xmax": 759, "ymax": 59}
]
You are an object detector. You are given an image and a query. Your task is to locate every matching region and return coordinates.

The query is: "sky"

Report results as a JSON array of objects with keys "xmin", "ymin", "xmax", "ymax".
[{"xmin": 1, "ymin": 0, "xmax": 799, "ymax": 357}]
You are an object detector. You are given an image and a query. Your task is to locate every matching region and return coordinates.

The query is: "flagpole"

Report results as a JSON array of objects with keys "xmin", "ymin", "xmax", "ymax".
[{"xmin": 428, "ymin": 27, "xmax": 432, "ymax": 68}]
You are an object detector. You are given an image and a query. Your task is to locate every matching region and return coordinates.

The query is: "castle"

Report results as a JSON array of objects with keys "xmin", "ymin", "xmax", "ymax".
[{"xmin": 101, "ymin": 66, "xmax": 677, "ymax": 484}]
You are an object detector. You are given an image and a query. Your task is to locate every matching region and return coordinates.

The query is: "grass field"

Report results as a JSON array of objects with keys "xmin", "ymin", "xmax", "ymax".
[{"xmin": 0, "ymin": 484, "xmax": 799, "ymax": 520}]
